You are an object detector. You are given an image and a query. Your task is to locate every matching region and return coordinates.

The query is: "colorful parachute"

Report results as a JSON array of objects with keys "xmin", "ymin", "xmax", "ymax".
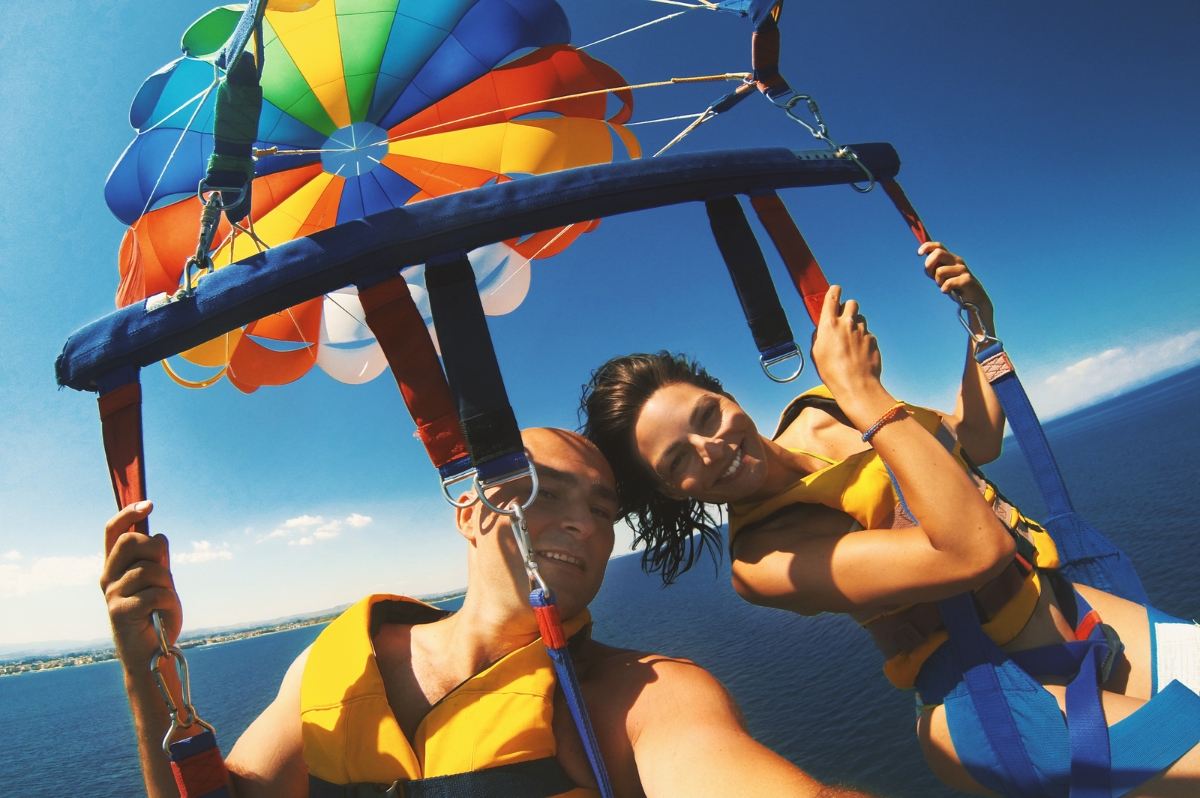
[{"xmin": 106, "ymin": 0, "xmax": 639, "ymax": 393}]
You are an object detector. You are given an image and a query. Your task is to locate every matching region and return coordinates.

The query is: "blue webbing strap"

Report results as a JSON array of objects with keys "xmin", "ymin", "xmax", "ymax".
[
  {"xmin": 1008, "ymin": 588, "xmax": 1115, "ymax": 798},
  {"xmin": 58, "ymin": 145, "xmax": 902, "ymax": 393},
  {"xmin": 424, "ymin": 251, "xmax": 528, "ymax": 484},
  {"xmin": 939, "ymin": 593, "xmax": 1053, "ymax": 798},
  {"xmin": 704, "ymin": 196, "xmax": 800, "ymax": 368},
  {"xmin": 974, "ymin": 341, "xmax": 1148, "ymax": 604},
  {"xmin": 529, "ymin": 588, "xmax": 614, "ymax": 798}
]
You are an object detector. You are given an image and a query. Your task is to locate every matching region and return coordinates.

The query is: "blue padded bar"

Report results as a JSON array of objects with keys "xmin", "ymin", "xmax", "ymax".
[{"xmin": 57, "ymin": 144, "xmax": 900, "ymax": 392}]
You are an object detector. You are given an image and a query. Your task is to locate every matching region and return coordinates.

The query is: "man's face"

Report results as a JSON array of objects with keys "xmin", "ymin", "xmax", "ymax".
[{"xmin": 473, "ymin": 429, "xmax": 618, "ymax": 619}]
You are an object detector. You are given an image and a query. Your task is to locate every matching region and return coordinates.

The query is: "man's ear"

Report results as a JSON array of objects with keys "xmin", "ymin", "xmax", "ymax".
[{"xmin": 455, "ymin": 498, "xmax": 480, "ymax": 542}]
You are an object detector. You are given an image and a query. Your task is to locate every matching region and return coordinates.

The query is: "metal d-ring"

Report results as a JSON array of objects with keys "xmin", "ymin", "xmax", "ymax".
[
  {"xmin": 474, "ymin": 463, "xmax": 539, "ymax": 516},
  {"xmin": 440, "ymin": 468, "xmax": 479, "ymax": 508},
  {"xmin": 760, "ymin": 344, "xmax": 804, "ymax": 383}
]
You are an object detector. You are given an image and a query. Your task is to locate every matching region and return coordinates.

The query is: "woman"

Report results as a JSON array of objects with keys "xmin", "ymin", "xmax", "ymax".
[{"xmin": 580, "ymin": 243, "xmax": 1200, "ymax": 797}]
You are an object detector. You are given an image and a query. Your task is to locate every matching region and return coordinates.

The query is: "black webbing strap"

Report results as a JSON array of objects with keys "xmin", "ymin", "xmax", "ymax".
[
  {"xmin": 705, "ymin": 196, "xmax": 799, "ymax": 368},
  {"xmin": 308, "ymin": 756, "xmax": 578, "ymax": 798},
  {"xmin": 424, "ymin": 251, "xmax": 528, "ymax": 483}
]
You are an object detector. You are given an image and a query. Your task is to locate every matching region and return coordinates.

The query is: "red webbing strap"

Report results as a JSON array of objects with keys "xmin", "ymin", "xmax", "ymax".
[
  {"xmin": 751, "ymin": 28, "xmax": 786, "ymax": 94},
  {"xmin": 98, "ymin": 381, "xmax": 148, "ymax": 541},
  {"xmin": 532, "ymin": 602, "xmax": 568, "ymax": 650},
  {"xmin": 881, "ymin": 180, "xmax": 933, "ymax": 245},
  {"xmin": 358, "ymin": 276, "xmax": 469, "ymax": 471},
  {"xmin": 168, "ymin": 731, "xmax": 231, "ymax": 798},
  {"xmin": 749, "ymin": 193, "xmax": 829, "ymax": 324}
]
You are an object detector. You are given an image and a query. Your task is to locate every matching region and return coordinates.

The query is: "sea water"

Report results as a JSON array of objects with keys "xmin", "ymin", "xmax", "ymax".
[{"xmin": 2, "ymin": 365, "xmax": 1197, "ymax": 796}]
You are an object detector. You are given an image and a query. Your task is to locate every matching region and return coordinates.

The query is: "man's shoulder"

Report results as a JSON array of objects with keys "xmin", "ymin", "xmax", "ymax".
[{"xmin": 577, "ymin": 638, "xmax": 731, "ymax": 703}]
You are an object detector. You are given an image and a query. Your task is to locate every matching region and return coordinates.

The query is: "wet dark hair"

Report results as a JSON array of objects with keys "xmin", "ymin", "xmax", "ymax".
[{"xmin": 579, "ymin": 352, "xmax": 724, "ymax": 585}]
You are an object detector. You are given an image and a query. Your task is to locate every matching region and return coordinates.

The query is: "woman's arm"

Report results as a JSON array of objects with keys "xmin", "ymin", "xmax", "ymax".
[
  {"xmin": 732, "ymin": 287, "xmax": 1015, "ymax": 615},
  {"xmin": 920, "ymin": 242, "xmax": 1005, "ymax": 464}
]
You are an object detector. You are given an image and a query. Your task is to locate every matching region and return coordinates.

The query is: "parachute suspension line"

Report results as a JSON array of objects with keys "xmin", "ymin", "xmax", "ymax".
[
  {"xmin": 137, "ymin": 80, "xmax": 222, "ymax": 137},
  {"xmin": 654, "ymin": 81, "xmax": 755, "ymax": 156},
  {"xmin": 625, "ymin": 113, "xmax": 705, "ymax": 126},
  {"xmin": 255, "ymin": 73, "xmax": 751, "ymax": 158},
  {"xmin": 577, "ymin": 10, "xmax": 691, "ymax": 49},
  {"xmin": 323, "ymin": 293, "xmax": 374, "ymax": 337},
  {"xmin": 136, "ymin": 74, "xmax": 220, "ymax": 222},
  {"xmin": 494, "ymin": 224, "xmax": 579, "ymax": 295},
  {"xmin": 385, "ymin": 73, "xmax": 751, "ymax": 146}
]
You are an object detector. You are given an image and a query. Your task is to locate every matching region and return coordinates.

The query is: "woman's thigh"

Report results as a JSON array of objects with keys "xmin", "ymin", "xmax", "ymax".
[{"xmin": 919, "ymin": 687, "xmax": 1200, "ymax": 798}]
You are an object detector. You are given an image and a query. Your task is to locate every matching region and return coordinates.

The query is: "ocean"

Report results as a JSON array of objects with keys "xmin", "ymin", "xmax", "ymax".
[{"xmin": 2, "ymin": 365, "xmax": 1197, "ymax": 796}]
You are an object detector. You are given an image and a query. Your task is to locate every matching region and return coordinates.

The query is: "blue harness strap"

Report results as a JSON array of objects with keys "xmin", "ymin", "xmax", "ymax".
[
  {"xmin": 530, "ymin": 588, "xmax": 614, "ymax": 798},
  {"xmin": 939, "ymin": 593, "xmax": 1054, "ymax": 798},
  {"xmin": 974, "ymin": 341, "xmax": 1148, "ymax": 605}
]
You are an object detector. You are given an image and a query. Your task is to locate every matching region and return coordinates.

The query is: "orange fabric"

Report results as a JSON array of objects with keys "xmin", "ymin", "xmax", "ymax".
[
  {"xmin": 116, "ymin": 164, "xmax": 325, "ymax": 307},
  {"xmin": 359, "ymin": 277, "xmax": 469, "ymax": 469},
  {"xmin": 749, "ymin": 193, "xmax": 829, "ymax": 324},
  {"xmin": 389, "ymin": 46, "xmax": 632, "ymax": 140},
  {"xmin": 98, "ymin": 382, "xmax": 147, "ymax": 551},
  {"xmin": 881, "ymin": 180, "xmax": 932, "ymax": 245}
]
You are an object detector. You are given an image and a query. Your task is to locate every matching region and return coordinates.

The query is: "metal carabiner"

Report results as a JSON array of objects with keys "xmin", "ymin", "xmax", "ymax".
[
  {"xmin": 440, "ymin": 468, "xmax": 479, "ymax": 509},
  {"xmin": 509, "ymin": 503, "xmax": 550, "ymax": 597},
  {"xmin": 949, "ymin": 288, "xmax": 999, "ymax": 347},
  {"xmin": 150, "ymin": 643, "xmax": 216, "ymax": 755},
  {"xmin": 760, "ymin": 344, "xmax": 804, "ymax": 383},
  {"xmin": 473, "ymin": 464, "xmax": 540, "ymax": 517}
]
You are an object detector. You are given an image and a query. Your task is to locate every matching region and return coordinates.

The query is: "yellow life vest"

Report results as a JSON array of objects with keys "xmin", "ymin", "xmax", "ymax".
[
  {"xmin": 301, "ymin": 594, "xmax": 598, "ymax": 797},
  {"xmin": 727, "ymin": 386, "xmax": 1060, "ymax": 690}
]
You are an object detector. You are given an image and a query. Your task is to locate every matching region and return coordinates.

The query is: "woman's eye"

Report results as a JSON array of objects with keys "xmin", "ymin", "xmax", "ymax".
[{"xmin": 669, "ymin": 453, "xmax": 684, "ymax": 475}]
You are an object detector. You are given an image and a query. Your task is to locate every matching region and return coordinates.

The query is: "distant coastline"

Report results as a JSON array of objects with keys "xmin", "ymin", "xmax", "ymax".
[{"xmin": 0, "ymin": 590, "xmax": 467, "ymax": 678}]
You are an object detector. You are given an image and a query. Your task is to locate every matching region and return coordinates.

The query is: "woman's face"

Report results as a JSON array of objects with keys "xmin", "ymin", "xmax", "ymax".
[{"xmin": 633, "ymin": 382, "xmax": 768, "ymax": 504}]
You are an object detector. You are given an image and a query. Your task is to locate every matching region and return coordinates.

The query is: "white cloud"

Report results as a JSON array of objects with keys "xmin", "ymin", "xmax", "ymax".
[
  {"xmin": 1031, "ymin": 330, "xmax": 1200, "ymax": 418},
  {"xmin": 290, "ymin": 537, "xmax": 315, "ymax": 546},
  {"xmin": 314, "ymin": 521, "xmax": 340, "ymax": 540},
  {"xmin": 283, "ymin": 515, "xmax": 323, "ymax": 529},
  {"xmin": 174, "ymin": 540, "xmax": 233, "ymax": 565},
  {"xmin": 2, "ymin": 550, "xmax": 20, "ymax": 561},
  {"xmin": 345, "ymin": 513, "xmax": 372, "ymax": 528},
  {"xmin": 0, "ymin": 554, "xmax": 103, "ymax": 597}
]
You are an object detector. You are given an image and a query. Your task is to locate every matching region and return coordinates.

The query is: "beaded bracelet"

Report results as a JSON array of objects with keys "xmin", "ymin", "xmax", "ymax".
[{"xmin": 861, "ymin": 402, "xmax": 907, "ymax": 443}]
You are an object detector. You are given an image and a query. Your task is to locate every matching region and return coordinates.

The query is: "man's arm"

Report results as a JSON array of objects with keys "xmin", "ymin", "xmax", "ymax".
[
  {"xmin": 224, "ymin": 649, "xmax": 309, "ymax": 797},
  {"xmin": 626, "ymin": 656, "xmax": 877, "ymax": 798},
  {"xmin": 102, "ymin": 502, "xmax": 207, "ymax": 798}
]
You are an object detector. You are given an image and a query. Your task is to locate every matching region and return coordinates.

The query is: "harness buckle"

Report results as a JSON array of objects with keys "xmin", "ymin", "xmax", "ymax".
[{"xmin": 1098, "ymin": 623, "xmax": 1124, "ymax": 684}]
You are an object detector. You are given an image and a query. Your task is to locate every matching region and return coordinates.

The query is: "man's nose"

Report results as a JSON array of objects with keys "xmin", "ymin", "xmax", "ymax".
[{"xmin": 559, "ymin": 503, "xmax": 596, "ymax": 538}]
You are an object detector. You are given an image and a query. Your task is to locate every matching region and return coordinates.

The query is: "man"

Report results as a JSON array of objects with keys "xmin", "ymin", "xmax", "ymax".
[{"xmin": 103, "ymin": 428, "xmax": 876, "ymax": 797}]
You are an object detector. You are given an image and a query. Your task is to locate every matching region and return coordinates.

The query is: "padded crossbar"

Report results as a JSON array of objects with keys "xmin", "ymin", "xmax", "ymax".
[{"xmin": 57, "ymin": 144, "xmax": 900, "ymax": 392}]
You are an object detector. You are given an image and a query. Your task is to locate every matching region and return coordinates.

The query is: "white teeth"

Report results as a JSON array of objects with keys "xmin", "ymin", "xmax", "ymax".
[
  {"xmin": 537, "ymin": 550, "xmax": 583, "ymax": 567},
  {"xmin": 721, "ymin": 449, "xmax": 743, "ymax": 479}
]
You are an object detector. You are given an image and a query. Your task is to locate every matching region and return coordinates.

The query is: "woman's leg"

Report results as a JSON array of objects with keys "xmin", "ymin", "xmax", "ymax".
[
  {"xmin": 919, "ymin": 685, "xmax": 1200, "ymax": 797},
  {"xmin": 1076, "ymin": 583, "xmax": 1152, "ymax": 699}
]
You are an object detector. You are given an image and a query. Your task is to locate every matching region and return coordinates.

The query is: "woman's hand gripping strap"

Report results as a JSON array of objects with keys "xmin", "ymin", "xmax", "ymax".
[{"xmin": 881, "ymin": 182, "xmax": 1148, "ymax": 603}]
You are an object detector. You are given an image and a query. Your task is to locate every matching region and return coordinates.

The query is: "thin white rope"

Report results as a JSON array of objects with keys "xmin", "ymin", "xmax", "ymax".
[
  {"xmin": 323, "ymin": 292, "xmax": 374, "ymax": 336},
  {"xmin": 626, "ymin": 112, "xmax": 705, "ymax": 126},
  {"xmin": 578, "ymin": 10, "xmax": 690, "ymax": 49},
  {"xmin": 654, "ymin": 108, "xmax": 716, "ymax": 156},
  {"xmin": 138, "ymin": 82, "xmax": 220, "ymax": 136},
  {"xmin": 137, "ymin": 76, "xmax": 220, "ymax": 221}
]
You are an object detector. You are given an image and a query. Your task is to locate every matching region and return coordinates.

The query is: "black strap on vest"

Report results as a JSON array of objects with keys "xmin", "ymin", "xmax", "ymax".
[
  {"xmin": 308, "ymin": 756, "xmax": 578, "ymax": 798},
  {"xmin": 424, "ymin": 251, "xmax": 529, "ymax": 484},
  {"xmin": 705, "ymin": 196, "xmax": 800, "ymax": 373}
]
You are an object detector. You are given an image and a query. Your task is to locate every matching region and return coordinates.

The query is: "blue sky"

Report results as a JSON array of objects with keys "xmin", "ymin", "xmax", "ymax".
[{"xmin": 1, "ymin": 0, "xmax": 1197, "ymax": 646}]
